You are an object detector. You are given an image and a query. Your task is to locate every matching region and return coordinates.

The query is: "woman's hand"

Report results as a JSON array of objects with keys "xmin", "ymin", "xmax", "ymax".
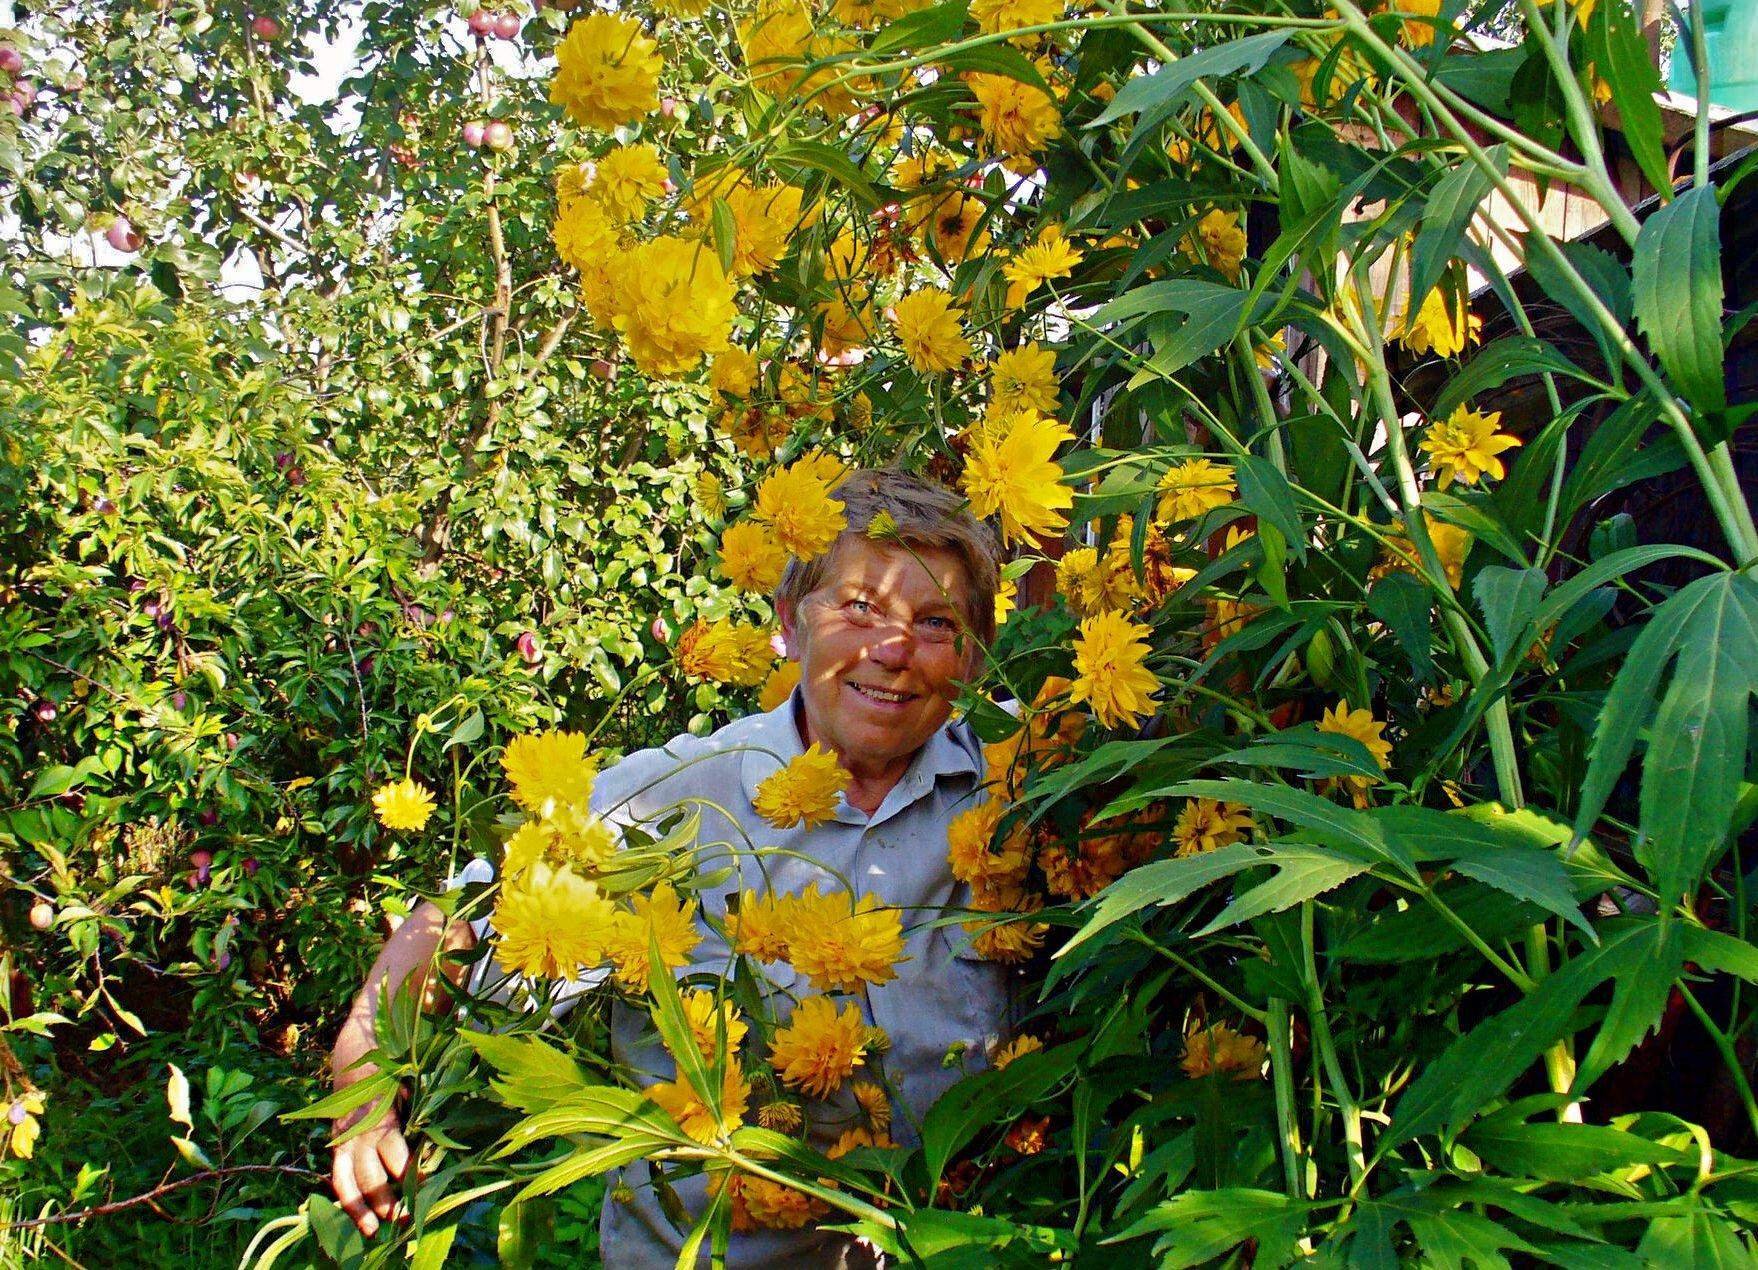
[{"xmin": 331, "ymin": 1098, "xmax": 411, "ymax": 1238}]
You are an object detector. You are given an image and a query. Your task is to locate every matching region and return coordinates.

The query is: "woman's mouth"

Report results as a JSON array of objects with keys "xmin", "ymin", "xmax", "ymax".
[{"xmin": 849, "ymin": 682, "xmax": 917, "ymax": 706}]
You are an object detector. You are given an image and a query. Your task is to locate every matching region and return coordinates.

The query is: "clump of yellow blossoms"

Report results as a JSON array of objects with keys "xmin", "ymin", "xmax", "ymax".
[
  {"xmin": 604, "ymin": 236, "xmax": 737, "ymax": 378},
  {"xmin": 372, "ymin": 778, "xmax": 435, "ymax": 831},
  {"xmin": 768, "ymin": 996, "xmax": 870, "ymax": 1097},
  {"xmin": 962, "ymin": 409, "xmax": 1075, "ymax": 547},
  {"xmin": 646, "ymin": 1067, "xmax": 750, "ymax": 1143},
  {"xmin": 549, "ymin": 14, "xmax": 662, "ymax": 132},
  {"xmin": 1173, "ymin": 799, "xmax": 1255, "ymax": 856},
  {"xmin": 754, "ymin": 744, "xmax": 850, "ymax": 829},
  {"xmin": 1069, "ymin": 610, "xmax": 1160, "ymax": 731},
  {"xmin": 1316, "ymin": 701, "xmax": 1394, "ymax": 806},
  {"xmin": 988, "ymin": 342, "xmax": 1060, "ymax": 415},
  {"xmin": 1420, "ymin": 405, "xmax": 1521, "ymax": 489},
  {"xmin": 752, "ymin": 452, "xmax": 848, "ymax": 561},
  {"xmin": 681, "ymin": 988, "xmax": 749, "ymax": 1060},
  {"xmin": 592, "ymin": 143, "xmax": 668, "ymax": 222},
  {"xmin": 675, "ymin": 618, "xmax": 775, "ymax": 687},
  {"xmin": 1398, "ymin": 285, "xmax": 1482, "ymax": 358},
  {"xmin": 1181, "ymin": 1022, "xmax": 1267, "ymax": 1080},
  {"xmin": 605, "ymin": 883, "xmax": 703, "ymax": 992},
  {"xmin": 502, "ymin": 730, "xmax": 598, "ymax": 816},
  {"xmin": 494, "ymin": 863, "xmax": 618, "ymax": 980},
  {"xmin": 1183, "ymin": 208, "xmax": 1246, "ymax": 280},
  {"xmin": 787, "ymin": 889, "xmax": 907, "ymax": 992},
  {"xmin": 946, "ymin": 799, "xmax": 1030, "ymax": 891},
  {"xmin": 892, "ymin": 288, "xmax": 971, "ymax": 373},
  {"xmin": 966, "ymin": 73, "xmax": 1062, "ymax": 174},
  {"xmin": 717, "ymin": 521, "xmax": 790, "ymax": 594},
  {"xmin": 1156, "ymin": 458, "xmax": 1236, "ymax": 523},
  {"xmin": 759, "ymin": 661, "xmax": 802, "ymax": 712}
]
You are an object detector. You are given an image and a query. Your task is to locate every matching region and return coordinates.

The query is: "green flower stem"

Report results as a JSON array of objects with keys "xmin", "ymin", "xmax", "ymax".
[
  {"xmin": 1268, "ymin": 997, "xmax": 1307, "ymax": 1200},
  {"xmin": 1507, "ymin": 0, "xmax": 1642, "ymax": 247},
  {"xmin": 1688, "ymin": 0, "xmax": 1713, "ymax": 189},
  {"xmin": 1128, "ymin": 930, "xmax": 1268, "ymax": 1024},
  {"xmin": 1301, "ymin": 903, "xmax": 1366, "ymax": 1190},
  {"xmin": 1405, "ymin": 881, "xmax": 1535, "ymax": 991},
  {"xmin": 1677, "ymin": 982, "xmax": 1758, "ymax": 1142}
]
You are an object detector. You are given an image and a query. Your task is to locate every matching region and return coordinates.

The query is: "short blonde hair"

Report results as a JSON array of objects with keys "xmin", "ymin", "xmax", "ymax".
[{"xmin": 775, "ymin": 468, "xmax": 1001, "ymax": 646}]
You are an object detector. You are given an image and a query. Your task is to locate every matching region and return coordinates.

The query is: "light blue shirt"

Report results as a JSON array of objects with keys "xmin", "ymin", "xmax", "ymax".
[{"xmin": 455, "ymin": 693, "xmax": 1014, "ymax": 1267}]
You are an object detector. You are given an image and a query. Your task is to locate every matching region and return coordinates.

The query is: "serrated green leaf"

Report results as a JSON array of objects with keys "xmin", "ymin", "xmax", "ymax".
[{"xmin": 1632, "ymin": 185, "xmax": 1725, "ymax": 417}]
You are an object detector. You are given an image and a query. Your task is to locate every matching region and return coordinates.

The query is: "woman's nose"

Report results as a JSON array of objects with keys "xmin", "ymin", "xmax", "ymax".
[{"xmin": 866, "ymin": 624, "xmax": 912, "ymax": 669}]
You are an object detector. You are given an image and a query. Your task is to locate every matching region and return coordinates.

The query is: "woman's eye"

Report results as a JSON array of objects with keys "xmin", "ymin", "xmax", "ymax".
[{"xmin": 848, "ymin": 599, "xmax": 874, "ymax": 616}]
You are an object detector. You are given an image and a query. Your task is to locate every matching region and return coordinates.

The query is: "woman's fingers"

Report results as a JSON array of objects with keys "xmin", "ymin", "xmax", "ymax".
[
  {"xmin": 332, "ymin": 1148, "xmax": 380, "ymax": 1238},
  {"xmin": 353, "ymin": 1147, "xmax": 396, "ymax": 1224},
  {"xmin": 377, "ymin": 1127, "xmax": 411, "ymax": 1184}
]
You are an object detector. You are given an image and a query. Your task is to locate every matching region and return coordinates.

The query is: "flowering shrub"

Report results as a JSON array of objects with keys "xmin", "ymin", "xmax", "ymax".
[{"xmin": 5, "ymin": 0, "xmax": 1757, "ymax": 1260}]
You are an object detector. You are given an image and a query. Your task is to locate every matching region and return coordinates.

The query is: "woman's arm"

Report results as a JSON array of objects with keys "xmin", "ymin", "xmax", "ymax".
[{"xmin": 329, "ymin": 900, "xmax": 476, "ymax": 1238}]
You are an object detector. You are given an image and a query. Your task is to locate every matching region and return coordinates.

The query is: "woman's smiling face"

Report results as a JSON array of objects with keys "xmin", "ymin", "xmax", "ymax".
[{"xmin": 779, "ymin": 537, "xmax": 979, "ymax": 792}]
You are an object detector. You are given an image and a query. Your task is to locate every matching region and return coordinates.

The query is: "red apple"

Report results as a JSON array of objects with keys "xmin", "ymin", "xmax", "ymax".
[
  {"xmin": 590, "ymin": 358, "xmax": 614, "ymax": 380},
  {"xmin": 241, "ymin": 858, "xmax": 260, "ymax": 877},
  {"xmin": 462, "ymin": 119, "xmax": 486, "ymax": 148},
  {"xmin": 659, "ymin": 96, "xmax": 679, "ymax": 119},
  {"xmin": 7, "ymin": 95, "xmax": 23, "ymax": 117},
  {"xmin": 467, "ymin": 9, "xmax": 496, "ymax": 36},
  {"xmin": 32, "ymin": 700, "xmax": 55, "ymax": 723},
  {"xmin": 28, "ymin": 901, "xmax": 54, "ymax": 931},
  {"xmin": 0, "ymin": 48, "xmax": 22, "ymax": 76},
  {"xmin": 251, "ymin": 15, "xmax": 282, "ymax": 39},
  {"xmin": 484, "ymin": 119, "xmax": 513, "ymax": 152},
  {"xmin": 516, "ymin": 631, "xmax": 542, "ymax": 664},
  {"xmin": 493, "ymin": 11, "xmax": 521, "ymax": 39},
  {"xmin": 105, "ymin": 217, "xmax": 142, "ymax": 253}
]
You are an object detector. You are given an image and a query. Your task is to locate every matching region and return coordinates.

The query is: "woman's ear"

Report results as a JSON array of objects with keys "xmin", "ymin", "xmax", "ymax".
[{"xmin": 777, "ymin": 599, "xmax": 800, "ymax": 657}]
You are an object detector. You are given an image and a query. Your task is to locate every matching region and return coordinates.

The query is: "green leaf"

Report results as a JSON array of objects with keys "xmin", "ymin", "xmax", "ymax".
[
  {"xmin": 1573, "ymin": 921, "xmax": 1683, "ymax": 1091},
  {"xmin": 1636, "ymin": 573, "xmax": 1758, "ymax": 905},
  {"xmin": 866, "ymin": 0, "xmax": 968, "ymax": 54},
  {"xmin": 1087, "ymin": 32, "xmax": 1290, "ymax": 128},
  {"xmin": 1465, "ymin": 1117, "xmax": 1687, "ymax": 1183},
  {"xmin": 1057, "ymin": 842, "xmax": 1262, "ymax": 957},
  {"xmin": 1587, "ymin": 1, "xmax": 1668, "ymax": 199},
  {"xmin": 1432, "ymin": 337, "xmax": 1588, "ymax": 420},
  {"xmin": 919, "ymin": 1043, "xmax": 1079, "ymax": 1185},
  {"xmin": 709, "ymin": 199, "xmax": 738, "ymax": 276},
  {"xmin": 644, "ymin": 923, "xmax": 716, "ymax": 1105},
  {"xmin": 1632, "ymin": 185, "xmax": 1726, "ymax": 418},
  {"xmin": 1367, "ymin": 571, "xmax": 1435, "ymax": 683},
  {"xmin": 771, "ymin": 142, "xmax": 881, "ymax": 209},
  {"xmin": 1104, "ymin": 1188, "xmax": 1308, "ymax": 1266},
  {"xmin": 444, "ymin": 709, "xmax": 485, "ymax": 749},
  {"xmin": 937, "ymin": 41, "xmax": 1050, "ymax": 94},
  {"xmin": 1409, "ymin": 152, "xmax": 1503, "ymax": 312},
  {"xmin": 1191, "ymin": 844, "xmax": 1367, "ymax": 937},
  {"xmin": 1473, "ymin": 565, "xmax": 1547, "ymax": 665},
  {"xmin": 1235, "ymin": 455, "xmax": 1306, "ymax": 562},
  {"xmin": 1637, "ymin": 1204, "xmax": 1756, "ymax": 1266},
  {"xmin": 458, "ymin": 1031, "xmax": 592, "ymax": 1115},
  {"xmin": 1383, "ymin": 922, "xmax": 1664, "ymax": 1149}
]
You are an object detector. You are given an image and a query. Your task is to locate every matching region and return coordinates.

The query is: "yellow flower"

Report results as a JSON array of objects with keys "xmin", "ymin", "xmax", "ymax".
[
  {"xmin": 1173, "ymin": 798, "xmax": 1255, "ymax": 856},
  {"xmin": 593, "ymin": 143, "xmax": 669, "ymax": 222},
  {"xmin": 1070, "ymin": 610, "xmax": 1159, "ymax": 731},
  {"xmin": 722, "ymin": 181, "xmax": 808, "ymax": 276},
  {"xmin": 966, "ymin": 891, "xmax": 1049, "ymax": 962},
  {"xmin": 1398, "ymin": 285, "xmax": 1481, "ymax": 358},
  {"xmin": 680, "ymin": 988, "xmax": 749, "ymax": 1060},
  {"xmin": 718, "ymin": 521, "xmax": 791, "ymax": 594},
  {"xmin": 710, "ymin": 347, "xmax": 759, "ymax": 399},
  {"xmin": 1183, "ymin": 208, "xmax": 1246, "ymax": 280},
  {"xmin": 550, "ymin": 13, "xmax": 662, "ymax": 132},
  {"xmin": 946, "ymin": 799, "xmax": 1030, "ymax": 891},
  {"xmin": 754, "ymin": 743, "xmax": 850, "ymax": 829},
  {"xmin": 816, "ymin": 294, "xmax": 875, "ymax": 357},
  {"xmin": 993, "ymin": 1034, "xmax": 1044, "ymax": 1070},
  {"xmin": 730, "ymin": 887, "xmax": 792, "ymax": 961},
  {"xmin": 605, "ymin": 882, "xmax": 703, "ymax": 992},
  {"xmin": 1317, "ymin": 701, "xmax": 1393, "ymax": 804},
  {"xmin": 1181, "ymin": 1022, "xmax": 1267, "ymax": 1081},
  {"xmin": 1057, "ymin": 545, "xmax": 1140, "ymax": 617},
  {"xmin": 752, "ymin": 452, "xmax": 848, "ymax": 561},
  {"xmin": 962, "ymin": 409, "xmax": 1075, "ymax": 548},
  {"xmin": 892, "ymin": 288, "xmax": 972, "ymax": 373},
  {"xmin": 851, "ymin": 1081, "xmax": 892, "ymax": 1130},
  {"xmin": 925, "ymin": 191, "xmax": 991, "ymax": 264},
  {"xmin": 967, "ymin": 73, "xmax": 1062, "ymax": 174},
  {"xmin": 788, "ymin": 890, "xmax": 908, "ymax": 992},
  {"xmin": 372, "ymin": 778, "xmax": 436, "ymax": 832},
  {"xmin": 722, "ymin": 406, "xmax": 789, "ymax": 460},
  {"xmin": 970, "ymin": 0, "xmax": 1062, "ymax": 36},
  {"xmin": 552, "ymin": 190, "xmax": 617, "ymax": 274},
  {"xmin": 758, "ymin": 660, "xmax": 802, "ymax": 712},
  {"xmin": 828, "ymin": 1125, "xmax": 896, "ymax": 1158},
  {"xmin": 995, "ymin": 573, "xmax": 1019, "ymax": 628},
  {"xmin": 1420, "ymin": 405, "xmax": 1521, "ymax": 489},
  {"xmin": 1156, "ymin": 458, "xmax": 1236, "ymax": 523},
  {"xmin": 755, "ymin": 1100, "xmax": 804, "ymax": 1133},
  {"xmin": 604, "ymin": 236, "xmax": 737, "ymax": 378},
  {"xmin": 646, "ymin": 1066, "xmax": 750, "ymax": 1143},
  {"xmin": 740, "ymin": 0, "xmax": 862, "ymax": 116},
  {"xmin": 501, "ymin": 730, "xmax": 598, "ymax": 816},
  {"xmin": 5, "ymin": 1092, "xmax": 45, "ymax": 1160},
  {"xmin": 695, "ymin": 470, "xmax": 728, "ymax": 521},
  {"xmin": 989, "ymin": 342, "xmax": 1060, "ymax": 416},
  {"xmin": 502, "ymin": 806, "xmax": 619, "ymax": 877},
  {"xmin": 1001, "ymin": 230, "xmax": 1083, "ymax": 304},
  {"xmin": 493, "ymin": 864, "xmax": 618, "ymax": 980},
  {"xmin": 656, "ymin": 0, "xmax": 714, "ymax": 15},
  {"xmin": 737, "ymin": 1175, "xmax": 827, "ymax": 1230},
  {"xmin": 768, "ymin": 996, "xmax": 869, "ymax": 1097},
  {"xmin": 1398, "ymin": 0, "xmax": 1445, "ymax": 46},
  {"xmin": 675, "ymin": 618, "xmax": 775, "ymax": 687},
  {"xmin": 829, "ymin": 0, "xmax": 906, "ymax": 27}
]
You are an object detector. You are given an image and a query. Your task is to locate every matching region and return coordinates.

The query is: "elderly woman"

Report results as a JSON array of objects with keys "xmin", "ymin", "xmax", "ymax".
[{"xmin": 329, "ymin": 469, "xmax": 1011, "ymax": 1266}]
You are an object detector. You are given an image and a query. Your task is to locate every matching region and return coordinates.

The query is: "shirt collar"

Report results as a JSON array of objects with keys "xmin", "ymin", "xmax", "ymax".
[{"xmin": 737, "ymin": 690, "xmax": 981, "ymax": 825}]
